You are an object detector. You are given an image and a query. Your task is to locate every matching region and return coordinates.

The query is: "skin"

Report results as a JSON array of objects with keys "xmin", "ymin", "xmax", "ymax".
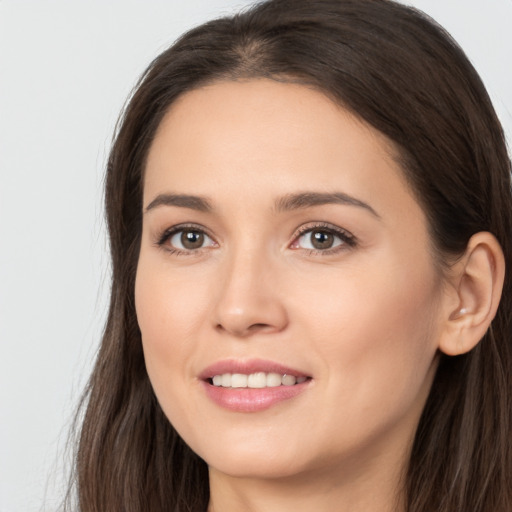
[{"xmin": 135, "ymin": 79, "xmax": 461, "ymax": 512}]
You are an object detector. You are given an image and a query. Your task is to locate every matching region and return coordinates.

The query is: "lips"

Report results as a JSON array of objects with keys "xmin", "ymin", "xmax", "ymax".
[{"xmin": 199, "ymin": 359, "xmax": 312, "ymax": 412}]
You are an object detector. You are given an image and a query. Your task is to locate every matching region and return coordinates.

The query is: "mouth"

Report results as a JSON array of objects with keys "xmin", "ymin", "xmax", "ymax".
[
  {"xmin": 199, "ymin": 359, "xmax": 312, "ymax": 412},
  {"xmin": 208, "ymin": 372, "xmax": 309, "ymax": 388}
]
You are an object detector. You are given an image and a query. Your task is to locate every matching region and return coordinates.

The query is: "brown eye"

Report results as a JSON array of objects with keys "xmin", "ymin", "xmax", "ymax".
[
  {"xmin": 181, "ymin": 230, "xmax": 204, "ymax": 249},
  {"xmin": 292, "ymin": 225, "xmax": 353, "ymax": 252},
  {"xmin": 310, "ymin": 230, "xmax": 335, "ymax": 249},
  {"xmin": 167, "ymin": 228, "xmax": 216, "ymax": 252}
]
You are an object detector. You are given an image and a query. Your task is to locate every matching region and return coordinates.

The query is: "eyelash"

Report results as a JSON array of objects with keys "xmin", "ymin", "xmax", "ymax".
[
  {"xmin": 155, "ymin": 222, "xmax": 357, "ymax": 256},
  {"xmin": 291, "ymin": 222, "xmax": 357, "ymax": 255},
  {"xmin": 155, "ymin": 223, "xmax": 216, "ymax": 256}
]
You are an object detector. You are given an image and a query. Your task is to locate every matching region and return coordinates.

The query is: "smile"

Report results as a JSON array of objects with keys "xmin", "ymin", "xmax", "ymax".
[
  {"xmin": 200, "ymin": 360, "xmax": 312, "ymax": 412},
  {"xmin": 211, "ymin": 372, "xmax": 308, "ymax": 388}
]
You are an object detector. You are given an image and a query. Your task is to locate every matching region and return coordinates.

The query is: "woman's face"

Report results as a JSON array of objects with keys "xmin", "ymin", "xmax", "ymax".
[{"xmin": 136, "ymin": 80, "xmax": 447, "ymax": 480}]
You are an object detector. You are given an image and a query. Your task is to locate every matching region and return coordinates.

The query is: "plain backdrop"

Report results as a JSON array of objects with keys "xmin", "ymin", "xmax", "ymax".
[{"xmin": 1, "ymin": 1, "xmax": 511, "ymax": 511}]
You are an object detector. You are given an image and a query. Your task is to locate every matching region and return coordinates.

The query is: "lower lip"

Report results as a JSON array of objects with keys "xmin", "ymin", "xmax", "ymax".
[{"xmin": 201, "ymin": 380, "xmax": 311, "ymax": 412}]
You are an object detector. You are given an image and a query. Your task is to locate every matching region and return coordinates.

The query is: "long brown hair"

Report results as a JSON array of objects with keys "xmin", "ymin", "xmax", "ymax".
[{"xmin": 69, "ymin": 1, "xmax": 512, "ymax": 510}]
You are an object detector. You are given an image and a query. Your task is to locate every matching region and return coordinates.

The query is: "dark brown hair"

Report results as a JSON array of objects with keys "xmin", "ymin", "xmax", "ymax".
[{"xmin": 69, "ymin": 1, "xmax": 512, "ymax": 510}]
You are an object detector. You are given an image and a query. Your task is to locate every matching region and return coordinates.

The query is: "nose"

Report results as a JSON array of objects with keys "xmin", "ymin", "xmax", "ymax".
[{"xmin": 212, "ymin": 248, "xmax": 289, "ymax": 338}]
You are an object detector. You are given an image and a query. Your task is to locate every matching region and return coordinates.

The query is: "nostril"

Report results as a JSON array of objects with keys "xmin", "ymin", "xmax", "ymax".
[
  {"xmin": 248, "ymin": 323, "xmax": 272, "ymax": 331},
  {"xmin": 215, "ymin": 321, "xmax": 275, "ymax": 336}
]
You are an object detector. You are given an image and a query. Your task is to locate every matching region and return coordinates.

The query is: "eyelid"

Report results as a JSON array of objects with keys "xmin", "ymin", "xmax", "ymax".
[
  {"xmin": 290, "ymin": 222, "xmax": 357, "ymax": 253},
  {"xmin": 155, "ymin": 223, "xmax": 217, "ymax": 253},
  {"xmin": 153, "ymin": 221, "xmax": 356, "ymax": 256}
]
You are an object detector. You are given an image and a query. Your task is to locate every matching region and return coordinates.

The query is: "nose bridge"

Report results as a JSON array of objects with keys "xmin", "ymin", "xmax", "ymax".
[{"xmin": 213, "ymin": 235, "xmax": 288, "ymax": 337}]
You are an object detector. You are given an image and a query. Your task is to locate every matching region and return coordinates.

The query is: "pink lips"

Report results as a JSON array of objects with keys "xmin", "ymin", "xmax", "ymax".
[{"xmin": 199, "ymin": 359, "xmax": 311, "ymax": 413}]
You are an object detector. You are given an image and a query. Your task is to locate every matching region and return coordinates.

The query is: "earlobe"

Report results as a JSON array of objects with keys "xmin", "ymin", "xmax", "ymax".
[{"xmin": 439, "ymin": 232, "xmax": 505, "ymax": 356}]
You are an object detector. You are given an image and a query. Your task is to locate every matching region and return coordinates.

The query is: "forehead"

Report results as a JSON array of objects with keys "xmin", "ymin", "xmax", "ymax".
[{"xmin": 144, "ymin": 79, "xmax": 418, "ymax": 221}]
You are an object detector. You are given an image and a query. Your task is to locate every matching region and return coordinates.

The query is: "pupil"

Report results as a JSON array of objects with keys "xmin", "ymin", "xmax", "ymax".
[
  {"xmin": 181, "ymin": 231, "xmax": 204, "ymax": 249},
  {"xmin": 312, "ymin": 230, "xmax": 333, "ymax": 249}
]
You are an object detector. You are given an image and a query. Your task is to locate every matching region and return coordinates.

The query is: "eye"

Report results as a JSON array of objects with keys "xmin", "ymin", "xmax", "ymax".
[
  {"xmin": 158, "ymin": 225, "xmax": 217, "ymax": 253},
  {"xmin": 290, "ymin": 224, "xmax": 356, "ymax": 253},
  {"xmin": 296, "ymin": 229, "xmax": 343, "ymax": 250}
]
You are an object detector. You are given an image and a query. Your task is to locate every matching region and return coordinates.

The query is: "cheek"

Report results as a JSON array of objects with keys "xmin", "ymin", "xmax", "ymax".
[
  {"xmin": 296, "ymin": 255, "xmax": 441, "ymax": 413},
  {"xmin": 134, "ymin": 253, "xmax": 207, "ymax": 401},
  {"xmin": 135, "ymin": 252, "xmax": 209, "ymax": 345},
  {"xmin": 300, "ymin": 258, "xmax": 436, "ymax": 330}
]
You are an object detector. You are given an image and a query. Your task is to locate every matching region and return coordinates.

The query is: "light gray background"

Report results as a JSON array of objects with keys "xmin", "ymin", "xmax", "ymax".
[{"xmin": 1, "ymin": 1, "xmax": 511, "ymax": 511}]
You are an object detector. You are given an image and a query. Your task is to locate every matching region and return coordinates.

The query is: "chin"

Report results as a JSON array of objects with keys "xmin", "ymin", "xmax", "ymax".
[
  {"xmin": 207, "ymin": 455, "xmax": 306, "ymax": 480},
  {"xmin": 189, "ymin": 435, "xmax": 310, "ymax": 480}
]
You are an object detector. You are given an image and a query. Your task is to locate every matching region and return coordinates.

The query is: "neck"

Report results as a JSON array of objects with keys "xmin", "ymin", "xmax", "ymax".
[{"xmin": 207, "ymin": 453, "xmax": 406, "ymax": 512}]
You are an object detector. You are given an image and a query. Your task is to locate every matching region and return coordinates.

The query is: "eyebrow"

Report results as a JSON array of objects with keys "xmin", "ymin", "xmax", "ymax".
[
  {"xmin": 145, "ymin": 193, "xmax": 212, "ymax": 213},
  {"xmin": 274, "ymin": 192, "xmax": 380, "ymax": 217},
  {"xmin": 144, "ymin": 191, "xmax": 379, "ymax": 217}
]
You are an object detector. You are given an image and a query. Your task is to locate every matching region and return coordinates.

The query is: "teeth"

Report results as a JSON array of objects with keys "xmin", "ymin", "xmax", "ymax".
[
  {"xmin": 247, "ymin": 372, "xmax": 266, "ymax": 388},
  {"xmin": 282, "ymin": 374, "xmax": 297, "ymax": 386},
  {"xmin": 231, "ymin": 373, "xmax": 248, "ymax": 388},
  {"xmin": 211, "ymin": 372, "xmax": 307, "ymax": 388},
  {"xmin": 267, "ymin": 373, "xmax": 282, "ymax": 387}
]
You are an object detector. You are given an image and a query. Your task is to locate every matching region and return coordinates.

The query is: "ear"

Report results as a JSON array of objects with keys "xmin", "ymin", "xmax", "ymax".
[{"xmin": 438, "ymin": 232, "xmax": 505, "ymax": 356}]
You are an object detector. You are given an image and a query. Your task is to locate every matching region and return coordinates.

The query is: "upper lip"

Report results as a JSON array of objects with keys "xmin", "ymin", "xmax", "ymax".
[{"xmin": 199, "ymin": 359, "xmax": 310, "ymax": 380}]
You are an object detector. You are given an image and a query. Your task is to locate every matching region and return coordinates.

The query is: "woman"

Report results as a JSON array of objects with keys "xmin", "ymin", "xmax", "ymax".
[{"xmin": 69, "ymin": 0, "xmax": 512, "ymax": 510}]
